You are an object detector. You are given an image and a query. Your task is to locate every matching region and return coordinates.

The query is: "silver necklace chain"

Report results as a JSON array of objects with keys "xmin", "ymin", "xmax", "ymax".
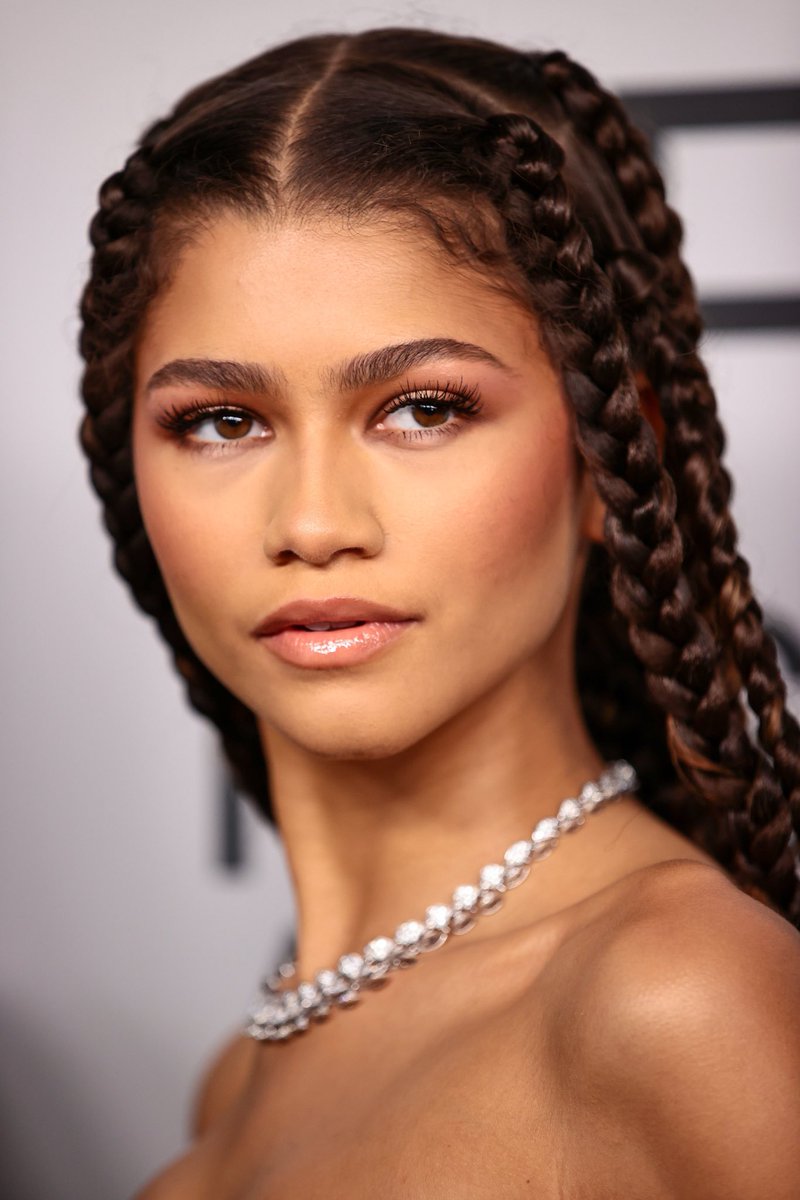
[{"xmin": 244, "ymin": 759, "xmax": 638, "ymax": 1043}]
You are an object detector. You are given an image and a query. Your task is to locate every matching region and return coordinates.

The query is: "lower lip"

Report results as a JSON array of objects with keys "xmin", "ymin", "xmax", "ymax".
[{"xmin": 258, "ymin": 620, "xmax": 417, "ymax": 668}]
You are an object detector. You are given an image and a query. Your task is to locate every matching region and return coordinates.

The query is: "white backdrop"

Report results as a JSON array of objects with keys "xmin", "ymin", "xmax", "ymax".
[{"xmin": 2, "ymin": 2, "xmax": 799, "ymax": 1196}]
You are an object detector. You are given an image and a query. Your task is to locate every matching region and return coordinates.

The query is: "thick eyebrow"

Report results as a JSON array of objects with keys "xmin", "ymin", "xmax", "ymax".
[
  {"xmin": 144, "ymin": 338, "xmax": 515, "ymax": 398},
  {"xmin": 324, "ymin": 338, "xmax": 516, "ymax": 391},
  {"xmin": 144, "ymin": 357, "xmax": 284, "ymax": 396}
]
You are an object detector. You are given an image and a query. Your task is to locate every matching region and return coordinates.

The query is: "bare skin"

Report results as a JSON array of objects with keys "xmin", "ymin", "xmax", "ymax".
[
  {"xmin": 135, "ymin": 852, "xmax": 800, "ymax": 1200},
  {"xmin": 131, "ymin": 213, "xmax": 800, "ymax": 1199}
]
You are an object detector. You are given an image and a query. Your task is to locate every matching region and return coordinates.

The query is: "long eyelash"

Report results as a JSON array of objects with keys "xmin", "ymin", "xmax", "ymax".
[
  {"xmin": 154, "ymin": 376, "xmax": 484, "ymax": 444},
  {"xmin": 155, "ymin": 399, "xmax": 255, "ymax": 434},
  {"xmin": 384, "ymin": 376, "xmax": 483, "ymax": 418}
]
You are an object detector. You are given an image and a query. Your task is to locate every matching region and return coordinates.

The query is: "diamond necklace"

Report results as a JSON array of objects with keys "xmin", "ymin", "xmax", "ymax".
[{"xmin": 244, "ymin": 759, "xmax": 638, "ymax": 1043}]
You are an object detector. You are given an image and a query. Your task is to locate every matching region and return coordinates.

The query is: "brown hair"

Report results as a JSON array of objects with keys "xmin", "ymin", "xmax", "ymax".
[{"xmin": 77, "ymin": 27, "xmax": 800, "ymax": 927}]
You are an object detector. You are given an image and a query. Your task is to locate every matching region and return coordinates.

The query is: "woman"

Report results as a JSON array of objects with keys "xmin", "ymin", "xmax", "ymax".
[{"xmin": 78, "ymin": 26, "xmax": 800, "ymax": 1198}]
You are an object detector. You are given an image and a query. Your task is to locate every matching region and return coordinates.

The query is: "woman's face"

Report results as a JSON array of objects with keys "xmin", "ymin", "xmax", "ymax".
[{"xmin": 133, "ymin": 212, "xmax": 601, "ymax": 759}]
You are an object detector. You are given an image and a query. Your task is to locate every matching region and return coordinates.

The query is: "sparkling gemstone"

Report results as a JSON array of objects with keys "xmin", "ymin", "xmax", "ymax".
[
  {"xmin": 364, "ymin": 936, "xmax": 395, "ymax": 963},
  {"xmin": 362, "ymin": 936, "xmax": 396, "ymax": 980},
  {"xmin": 249, "ymin": 996, "xmax": 284, "ymax": 1026},
  {"xmin": 557, "ymin": 797, "xmax": 584, "ymax": 831},
  {"xmin": 579, "ymin": 781, "xmax": 603, "ymax": 812},
  {"xmin": 504, "ymin": 840, "xmax": 532, "ymax": 869},
  {"xmin": 336, "ymin": 988, "xmax": 360, "ymax": 1006},
  {"xmin": 530, "ymin": 817, "xmax": 560, "ymax": 860},
  {"xmin": 612, "ymin": 760, "xmax": 637, "ymax": 792},
  {"xmin": 452, "ymin": 884, "xmax": 480, "ymax": 912},
  {"xmin": 337, "ymin": 953, "xmax": 364, "ymax": 981},
  {"xmin": 597, "ymin": 770, "xmax": 614, "ymax": 797},
  {"xmin": 297, "ymin": 981, "xmax": 321, "ymax": 1009},
  {"xmin": 599, "ymin": 760, "xmax": 634, "ymax": 797},
  {"xmin": 394, "ymin": 921, "xmax": 425, "ymax": 960},
  {"xmin": 316, "ymin": 968, "xmax": 347, "ymax": 997},
  {"xmin": 479, "ymin": 863, "xmax": 506, "ymax": 892},
  {"xmin": 393, "ymin": 921, "xmax": 424, "ymax": 960},
  {"xmin": 293, "ymin": 1013, "xmax": 310, "ymax": 1031},
  {"xmin": 281, "ymin": 990, "xmax": 301, "ymax": 1019},
  {"xmin": 396, "ymin": 920, "xmax": 425, "ymax": 946},
  {"xmin": 425, "ymin": 904, "xmax": 452, "ymax": 931},
  {"xmin": 311, "ymin": 1001, "xmax": 331, "ymax": 1020},
  {"xmin": 248, "ymin": 1023, "xmax": 271, "ymax": 1041},
  {"xmin": 478, "ymin": 862, "xmax": 507, "ymax": 913}
]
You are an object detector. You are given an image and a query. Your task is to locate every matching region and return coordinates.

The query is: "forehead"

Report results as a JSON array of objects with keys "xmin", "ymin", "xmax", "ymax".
[{"xmin": 136, "ymin": 211, "xmax": 544, "ymax": 376}]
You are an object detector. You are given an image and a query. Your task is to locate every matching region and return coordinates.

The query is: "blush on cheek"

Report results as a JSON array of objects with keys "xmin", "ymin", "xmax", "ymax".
[
  {"xmin": 463, "ymin": 421, "xmax": 577, "ymax": 579},
  {"xmin": 137, "ymin": 490, "xmax": 200, "ymax": 596},
  {"xmin": 133, "ymin": 465, "xmax": 231, "ymax": 655}
]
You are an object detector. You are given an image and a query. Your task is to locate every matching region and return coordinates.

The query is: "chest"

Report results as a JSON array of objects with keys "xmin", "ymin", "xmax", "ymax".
[
  {"xmin": 146, "ymin": 1008, "xmax": 568, "ymax": 1200},
  {"xmin": 135, "ymin": 885, "xmax": 679, "ymax": 1200}
]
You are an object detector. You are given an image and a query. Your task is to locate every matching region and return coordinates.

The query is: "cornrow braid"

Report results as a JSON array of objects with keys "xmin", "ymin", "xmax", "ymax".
[
  {"xmin": 480, "ymin": 110, "xmax": 797, "ymax": 919},
  {"xmin": 533, "ymin": 51, "xmax": 800, "ymax": 920},
  {"xmin": 78, "ymin": 120, "xmax": 272, "ymax": 819},
  {"xmin": 531, "ymin": 52, "xmax": 698, "ymax": 333}
]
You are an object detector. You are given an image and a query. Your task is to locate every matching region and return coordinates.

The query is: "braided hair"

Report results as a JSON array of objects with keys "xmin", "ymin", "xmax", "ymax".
[{"xmin": 77, "ymin": 27, "xmax": 800, "ymax": 927}]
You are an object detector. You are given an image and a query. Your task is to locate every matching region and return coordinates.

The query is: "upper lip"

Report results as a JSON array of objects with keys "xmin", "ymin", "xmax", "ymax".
[{"xmin": 252, "ymin": 597, "xmax": 418, "ymax": 637}]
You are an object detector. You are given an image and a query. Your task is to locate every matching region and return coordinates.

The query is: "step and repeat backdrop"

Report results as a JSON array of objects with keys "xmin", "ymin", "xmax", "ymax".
[{"xmin": 2, "ymin": 2, "xmax": 798, "ymax": 1197}]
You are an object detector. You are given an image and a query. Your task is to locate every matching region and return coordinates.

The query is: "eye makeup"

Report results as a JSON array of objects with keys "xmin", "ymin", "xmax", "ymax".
[{"xmin": 153, "ymin": 376, "xmax": 485, "ymax": 453}]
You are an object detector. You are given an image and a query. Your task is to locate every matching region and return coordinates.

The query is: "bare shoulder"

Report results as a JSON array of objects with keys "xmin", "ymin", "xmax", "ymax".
[
  {"xmin": 125, "ymin": 1033, "xmax": 254, "ymax": 1197},
  {"xmin": 190, "ymin": 1027, "xmax": 258, "ymax": 1140},
  {"xmin": 563, "ymin": 859, "xmax": 800, "ymax": 1199}
]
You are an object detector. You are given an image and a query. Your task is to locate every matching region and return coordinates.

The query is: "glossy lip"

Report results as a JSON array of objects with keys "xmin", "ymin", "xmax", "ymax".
[
  {"xmin": 251, "ymin": 596, "xmax": 418, "ymax": 638},
  {"xmin": 251, "ymin": 597, "xmax": 419, "ymax": 670}
]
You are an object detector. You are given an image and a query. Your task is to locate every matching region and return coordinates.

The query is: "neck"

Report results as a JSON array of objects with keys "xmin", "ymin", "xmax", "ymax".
[{"xmin": 260, "ymin": 661, "xmax": 608, "ymax": 981}]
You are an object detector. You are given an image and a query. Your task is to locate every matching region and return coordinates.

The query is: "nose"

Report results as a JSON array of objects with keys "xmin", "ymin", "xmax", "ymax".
[{"xmin": 261, "ymin": 437, "xmax": 385, "ymax": 567}]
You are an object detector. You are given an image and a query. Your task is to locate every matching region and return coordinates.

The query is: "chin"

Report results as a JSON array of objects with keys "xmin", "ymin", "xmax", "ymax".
[
  {"xmin": 258, "ymin": 693, "xmax": 447, "ymax": 762},
  {"xmin": 285, "ymin": 718, "xmax": 428, "ymax": 762}
]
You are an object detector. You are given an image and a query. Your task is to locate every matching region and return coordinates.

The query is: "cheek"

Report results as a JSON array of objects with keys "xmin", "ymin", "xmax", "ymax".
[
  {"xmin": 145, "ymin": 502, "xmax": 237, "ymax": 608},
  {"xmin": 412, "ymin": 413, "xmax": 579, "ymax": 620},
  {"xmin": 132, "ymin": 440, "xmax": 255, "ymax": 644},
  {"xmin": 470, "ymin": 453, "xmax": 572, "ymax": 572}
]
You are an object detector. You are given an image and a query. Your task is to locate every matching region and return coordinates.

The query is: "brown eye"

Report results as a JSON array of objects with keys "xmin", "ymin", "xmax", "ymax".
[
  {"xmin": 187, "ymin": 409, "xmax": 267, "ymax": 444},
  {"xmin": 381, "ymin": 400, "xmax": 454, "ymax": 433},
  {"xmin": 409, "ymin": 403, "xmax": 448, "ymax": 428},
  {"xmin": 213, "ymin": 413, "xmax": 253, "ymax": 439},
  {"xmin": 157, "ymin": 402, "xmax": 270, "ymax": 448},
  {"xmin": 375, "ymin": 384, "xmax": 482, "ymax": 441}
]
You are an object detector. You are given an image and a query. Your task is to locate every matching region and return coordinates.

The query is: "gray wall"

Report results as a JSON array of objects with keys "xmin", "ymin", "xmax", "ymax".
[{"xmin": 2, "ymin": 1, "xmax": 798, "ymax": 1196}]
